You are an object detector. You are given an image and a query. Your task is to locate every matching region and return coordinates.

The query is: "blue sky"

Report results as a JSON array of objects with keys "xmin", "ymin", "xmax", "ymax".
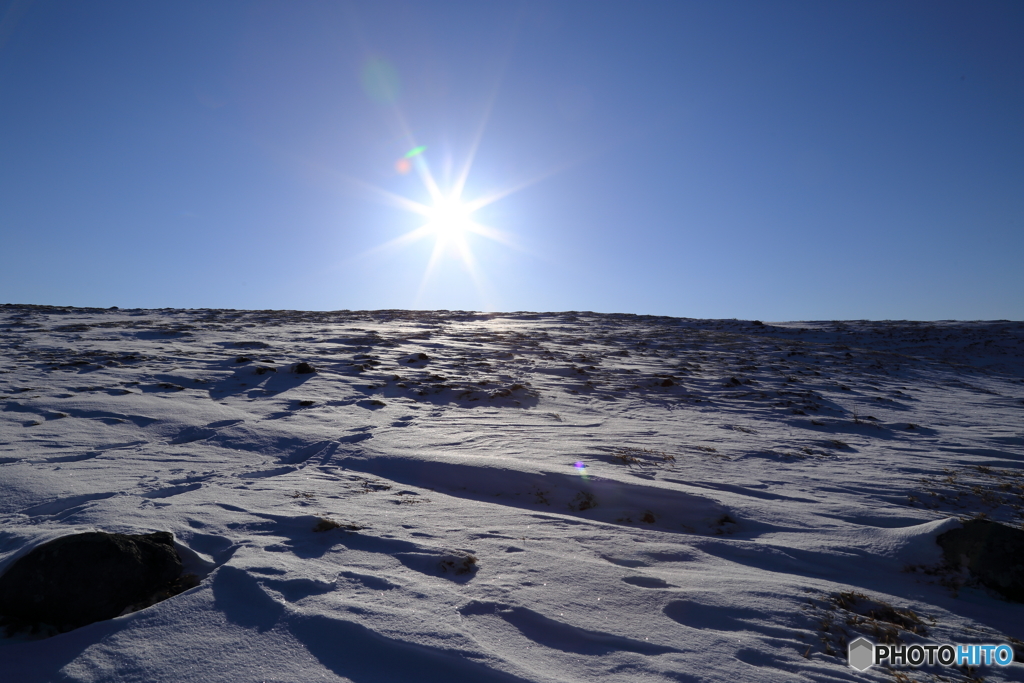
[{"xmin": 1, "ymin": 1, "xmax": 1021, "ymax": 320}]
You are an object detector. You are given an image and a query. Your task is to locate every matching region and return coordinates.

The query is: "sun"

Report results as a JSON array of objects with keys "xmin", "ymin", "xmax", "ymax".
[
  {"xmin": 426, "ymin": 195, "xmax": 473, "ymax": 242},
  {"xmin": 342, "ymin": 136, "xmax": 548, "ymax": 308}
]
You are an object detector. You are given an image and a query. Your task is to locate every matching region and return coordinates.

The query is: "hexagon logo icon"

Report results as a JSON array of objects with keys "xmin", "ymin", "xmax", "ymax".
[{"xmin": 848, "ymin": 637, "xmax": 875, "ymax": 671}]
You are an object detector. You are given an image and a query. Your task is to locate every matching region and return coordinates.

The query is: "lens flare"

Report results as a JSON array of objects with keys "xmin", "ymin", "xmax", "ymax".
[
  {"xmin": 360, "ymin": 58, "xmax": 400, "ymax": 104},
  {"xmin": 340, "ymin": 123, "xmax": 556, "ymax": 309},
  {"xmin": 329, "ymin": 22, "xmax": 582, "ymax": 309}
]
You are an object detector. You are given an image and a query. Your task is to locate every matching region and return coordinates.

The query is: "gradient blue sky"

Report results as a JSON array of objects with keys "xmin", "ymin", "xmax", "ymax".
[{"xmin": 1, "ymin": 1, "xmax": 1021, "ymax": 320}]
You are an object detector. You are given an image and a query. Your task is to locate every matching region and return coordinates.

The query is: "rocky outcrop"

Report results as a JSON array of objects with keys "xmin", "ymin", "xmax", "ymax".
[
  {"xmin": 0, "ymin": 531, "xmax": 194, "ymax": 634},
  {"xmin": 936, "ymin": 520, "xmax": 1024, "ymax": 603}
]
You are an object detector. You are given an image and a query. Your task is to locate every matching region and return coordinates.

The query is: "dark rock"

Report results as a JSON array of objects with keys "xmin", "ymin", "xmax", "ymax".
[
  {"xmin": 660, "ymin": 379, "xmax": 675, "ymax": 387},
  {"xmin": 0, "ymin": 531, "xmax": 189, "ymax": 634},
  {"xmin": 294, "ymin": 362, "xmax": 317, "ymax": 374},
  {"xmin": 235, "ymin": 355, "xmax": 252, "ymax": 363},
  {"xmin": 936, "ymin": 520, "xmax": 1024, "ymax": 602},
  {"xmin": 751, "ymin": 320, "xmax": 764, "ymax": 326}
]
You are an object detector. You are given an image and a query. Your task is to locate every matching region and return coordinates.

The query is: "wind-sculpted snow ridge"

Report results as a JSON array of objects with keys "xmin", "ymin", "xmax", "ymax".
[{"xmin": 0, "ymin": 304, "xmax": 1022, "ymax": 682}]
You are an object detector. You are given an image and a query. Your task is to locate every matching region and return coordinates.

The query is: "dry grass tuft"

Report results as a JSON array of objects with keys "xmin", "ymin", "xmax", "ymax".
[
  {"xmin": 608, "ymin": 447, "xmax": 675, "ymax": 468},
  {"xmin": 438, "ymin": 553, "xmax": 478, "ymax": 575},
  {"xmin": 713, "ymin": 514, "xmax": 738, "ymax": 535},
  {"xmin": 829, "ymin": 591, "xmax": 928, "ymax": 642},
  {"xmin": 909, "ymin": 465, "xmax": 1024, "ymax": 526},
  {"xmin": 800, "ymin": 589, "xmax": 939, "ymax": 664},
  {"xmin": 569, "ymin": 491, "xmax": 597, "ymax": 511}
]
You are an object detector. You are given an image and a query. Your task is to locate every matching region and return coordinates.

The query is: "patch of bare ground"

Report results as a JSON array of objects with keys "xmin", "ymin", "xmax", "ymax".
[{"xmin": 908, "ymin": 465, "xmax": 1024, "ymax": 526}]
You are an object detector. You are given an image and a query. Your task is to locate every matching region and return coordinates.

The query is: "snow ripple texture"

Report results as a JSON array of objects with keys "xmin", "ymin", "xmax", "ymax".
[{"xmin": 0, "ymin": 305, "xmax": 1022, "ymax": 682}]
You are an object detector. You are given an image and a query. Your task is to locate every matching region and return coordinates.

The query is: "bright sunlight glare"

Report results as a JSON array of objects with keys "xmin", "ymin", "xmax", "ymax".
[
  {"xmin": 341, "ymin": 103, "xmax": 560, "ymax": 309},
  {"xmin": 427, "ymin": 195, "xmax": 473, "ymax": 242}
]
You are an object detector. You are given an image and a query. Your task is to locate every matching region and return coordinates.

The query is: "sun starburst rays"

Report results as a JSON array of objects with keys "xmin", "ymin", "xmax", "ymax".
[
  {"xmin": 346, "ymin": 151, "xmax": 528, "ymax": 311},
  {"xmin": 336, "ymin": 88, "xmax": 566, "ymax": 311}
]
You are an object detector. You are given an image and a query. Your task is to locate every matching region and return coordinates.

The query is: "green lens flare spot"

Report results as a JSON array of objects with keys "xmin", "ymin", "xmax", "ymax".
[{"xmin": 361, "ymin": 58, "xmax": 401, "ymax": 104}]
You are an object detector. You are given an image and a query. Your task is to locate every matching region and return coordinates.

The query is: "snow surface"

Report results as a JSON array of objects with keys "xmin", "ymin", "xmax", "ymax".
[{"xmin": 1, "ymin": 305, "xmax": 1022, "ymax": 682}]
